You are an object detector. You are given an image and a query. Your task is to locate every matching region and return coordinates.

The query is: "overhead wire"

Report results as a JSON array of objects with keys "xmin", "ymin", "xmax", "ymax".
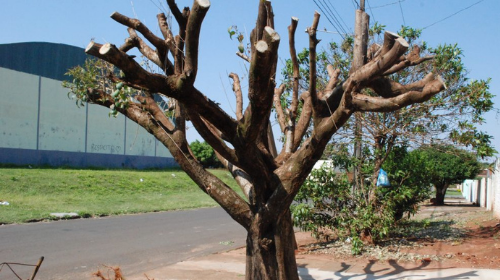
[
  {"xmin": 351, "ymin": 0, "xmax": 360, "ymax": 9},
  {"xmin": 313, "ymin": 0, "xmax": 345, "ymax": 38},
  {"xmin": 325, "ymin": 0, "xmax": 353, "ymax": 34},
  {"xmin": 423, "ymin": 0, "xmax": 485, "ymax": 30},
  {"xmin": 312, "ymin": 0, "xmax": 346, "ymax": 40},
  {"xmin": 398, "ymin": 0, "xmax": 406, "ymax": 26},
  {"xmin": 370, "ymin": 0, "xmax": 406, "ymax": 9},
  {"xmin": 320, "ymin": 0, "xmax": 350, "ymax": 35},
  {"xmin": 366, "ymin": 0, "xmax": 376, "ymax": 23}
]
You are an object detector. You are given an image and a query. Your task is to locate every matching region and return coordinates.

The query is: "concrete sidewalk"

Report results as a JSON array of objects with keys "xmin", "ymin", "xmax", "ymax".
[
  {"xmin": 129, "ymin": 247, "xmax": 499, "ymax": 280},
  {"xmin": 130, "ymin": 197, "xmax": 500, "ymax": 279}
]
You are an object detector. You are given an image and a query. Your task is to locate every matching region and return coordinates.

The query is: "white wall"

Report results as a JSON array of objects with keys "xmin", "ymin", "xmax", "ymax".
[
  {"xmin": 0, "ymin": 68, "xmax": 38, "ymax": 149},
  {"xmin": 461, "ymin": 158, "xmax": 500, "ymax": 218},
  {"xmin": 493, "ymin": 159, "xmax": 500, "ymax": 218},
  {"xmin": 0, "ymin": 67, "xmax": 175, "ymax": 168},
  {"xmin": 38, "ymin": 76, "xmax": 86, "ymax": 152}
]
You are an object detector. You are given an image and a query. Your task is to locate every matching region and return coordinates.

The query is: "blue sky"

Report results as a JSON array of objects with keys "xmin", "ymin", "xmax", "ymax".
[{"xmin": 2, "ymin": 0, "xmax": 499, "ymax": 155}]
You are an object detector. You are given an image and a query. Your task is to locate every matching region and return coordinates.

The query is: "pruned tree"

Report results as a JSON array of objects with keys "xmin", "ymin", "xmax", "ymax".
[{"xmin": 66, "ymin": 1, "xmax": 447, "ymax": 279}]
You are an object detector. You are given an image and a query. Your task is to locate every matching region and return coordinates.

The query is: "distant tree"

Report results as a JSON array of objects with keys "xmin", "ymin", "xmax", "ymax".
[
  {"xmin": 409, "ymin": 144, "xmax": 481, "ymax": 205},
  {"xmin": 189, "ymin": 140, "xmax": 222, "ymax": 168}
]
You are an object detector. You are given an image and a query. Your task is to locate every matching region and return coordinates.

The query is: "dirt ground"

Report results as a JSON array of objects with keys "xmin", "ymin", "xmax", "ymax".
[{"xmin": 295, "ymin": 198, "xmax": 500, "ymax": 270}]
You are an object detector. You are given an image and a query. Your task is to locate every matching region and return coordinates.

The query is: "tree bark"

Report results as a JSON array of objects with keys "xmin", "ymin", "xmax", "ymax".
[
  {"xmin": 434, "ymin": 183, "xmax": 449, "ymax": 206},
  {"xmin": 245, "ymin": 210, "xmax": 299, "ymax": 280}
]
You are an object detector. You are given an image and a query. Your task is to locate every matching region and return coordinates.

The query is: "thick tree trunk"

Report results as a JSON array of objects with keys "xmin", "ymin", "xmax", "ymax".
[
  {"xmin": 245, "ymin": 210, "xmax": 299, "ymax": 280},
  {"xmin": 434, "ymin": 183, "xmax": 448, "ymax": 206}
]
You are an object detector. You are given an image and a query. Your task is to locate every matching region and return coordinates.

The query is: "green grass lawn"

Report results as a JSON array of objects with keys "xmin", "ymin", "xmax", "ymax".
[
  {"xmin": 0, "ymin": 167, "xmax": 241, "ymax": 224},
  {"xmin": 446, "ymin": 187, "xmax": 463, "ymax": 197}
]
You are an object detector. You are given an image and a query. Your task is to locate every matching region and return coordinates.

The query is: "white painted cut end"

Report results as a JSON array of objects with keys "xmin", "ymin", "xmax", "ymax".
[
  {"xmin": 99, "ymin": 43, "xmax": 113, "ymax": 55},
  {"xmin": 85, "ymin": 41, "xmax": 95, "ymax": 53},
  {"xmin": 255, "ymin": 41, "xmax": 269, "ymax": 53},
  {"xmin": 396, "ymin": 37, "xmax": 409, "ymax": 48},
  {"xmin": 197, "ymin": 0, "xmax": 211, "ymax": 8},
  {"xmin": 264, "ymin": 26, "xmax": 280, "ymax": 42}
]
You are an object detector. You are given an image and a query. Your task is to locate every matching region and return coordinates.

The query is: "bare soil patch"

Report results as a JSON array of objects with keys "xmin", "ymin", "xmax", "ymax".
[{"xmin": 295, "ymin": 198, "xmax": 500, "ymax": 270}]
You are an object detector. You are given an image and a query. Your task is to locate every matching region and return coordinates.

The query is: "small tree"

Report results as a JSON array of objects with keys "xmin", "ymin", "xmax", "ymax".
[
  {"xmin": 293, "ymin": 145, "xmax": 432, "ymax": 254},
  {"xmin": 381, "ymin": 145, "xmax": 432, "ymax": 219},
  {"xmin": 409, "ymin": 144, "xmax": 481, "ymax": 205},
  {"xmin": 64, "ymin": 1, "xmax": 448, "ymax": 279},
  {"xmin": 189, "ymin": 140, "xmax": 222, "ymax": 168}
]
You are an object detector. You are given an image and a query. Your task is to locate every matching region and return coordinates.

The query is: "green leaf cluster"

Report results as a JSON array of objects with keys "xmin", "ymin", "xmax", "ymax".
[
  {"xmin": 406, "ymin": 144, "xmax": 481, "ymax": 188},
  {"xmin": 189, "ymin": 140, "xmax": 223, "ymax": 168},
  {"xmin": 62, "ymin": 58, "xmax": 144, "ymax": 118}
]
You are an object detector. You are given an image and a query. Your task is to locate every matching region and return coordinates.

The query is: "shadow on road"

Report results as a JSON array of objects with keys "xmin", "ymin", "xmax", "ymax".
[{"xmin": 298, "ymin": 259, "xmax": 481, "ymax": 280}]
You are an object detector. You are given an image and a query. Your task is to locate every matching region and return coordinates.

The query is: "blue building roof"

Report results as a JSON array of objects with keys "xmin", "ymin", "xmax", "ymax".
[{"xmin": 0, "ymin": 42, "xmax": 88, "ymax": 81}]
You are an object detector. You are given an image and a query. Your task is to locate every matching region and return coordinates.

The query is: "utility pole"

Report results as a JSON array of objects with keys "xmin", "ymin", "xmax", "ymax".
[{"xmin": 351, "ymin": 0, "xmax": 369, "ymax": 189}]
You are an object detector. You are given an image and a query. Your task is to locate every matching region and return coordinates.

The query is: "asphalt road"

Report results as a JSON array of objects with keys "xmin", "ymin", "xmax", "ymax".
[{"xmin": 0, "ymin": 207, "xmax": 247, "ymax": 280}]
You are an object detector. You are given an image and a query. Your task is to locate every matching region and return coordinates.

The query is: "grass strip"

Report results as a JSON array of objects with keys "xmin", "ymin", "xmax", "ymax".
[{"xmin": 0, "ymin": 167, "xmax": 241, "ymax": 224}]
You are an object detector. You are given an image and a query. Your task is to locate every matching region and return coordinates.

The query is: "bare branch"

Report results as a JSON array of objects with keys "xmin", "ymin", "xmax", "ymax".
[
  {"xmin": 242, "ymin": 27, "xmax": 280, "ymax": 143},
  {"xmin": 248, "ymin": 0, "xmax": 274, "ymax": 59},
  {"xmin": 127, "ymin": 28, "xmax": 163, "ymax": 68},
  {"xmin": 350, "ymin": 10, "xmax": 369, "ymax": 74},
  {"xmin": 184, "ymin": 0, "xmax": 211, "ymax": 81},
  {"xmin": 353, "ymin": 75, "xmax": 446, "ymax": 112},
  {"xmin": 118, "ymin": 38, "xmax": 136, "ymax": 53},
  {"xmin": 220, "ymin": 158, "xmax": 255, "ymax": 205},
  {"xmin": 229, "ymin": 72, "xmax": 244, "ymax": 121},
  {"xmin": 379, "ymin": 31, "xmax": 399, "ymax": 57},
  {"xmin": 111, "ymin": 12, "xmax": 167, "ymax": 52},
  {"xmin": 370, "ymin": 72, "xmax": 439, "ymax": 98},
  {"xmin": 293, "ymin": 92, "xmax": 313, "ymax": 150},
  {"xmin": 189, "ymin": 112, "xmax": 239, "ymax": 165},
  {"xmin": 236, "ymin": 52, "xmax": 250, "ymax": 62},
  {"xmin": 367, "ymin": 43, "xmax": 381, "ymax": 62},
  {"xmin": 344, "ymin": 32, "xmax": 409, "ymax": 94},
  {"xmin": 85, "ymin": 42, "xmax": 167, "ymax": 92},
  {"xmin": 325, "ymin": 65, "xmax": 341, "ymax": 91},
  {"xmin": 166, "ymin": 0, "xmax": 187, "ymax": 28},
  {"xmin": 273, "ymin": 84, "xmax": 287, "ymax": 133},
  {"xmin": 288, "ymin": 17, "xmax": 300, "ymax": 121},
  {"xmin": 383, "ymin": 45, "xmax": 435, "ymax": 75},
  {"xmin": 307, "ymin": 12, "xmax": 321, "ymax": 112},
  {"xmin": 264, "ymin": 0, "xmax": 274, "ymax": 29},
  {"xmin": 157, "ymin": 13, "xmax": 176, "ymax": 54}
]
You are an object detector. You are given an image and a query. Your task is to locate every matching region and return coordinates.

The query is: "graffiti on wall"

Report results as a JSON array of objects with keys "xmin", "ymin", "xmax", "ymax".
[{"xmin": 90, "ymin": 143, "xmax": 122, "ymax": 154}]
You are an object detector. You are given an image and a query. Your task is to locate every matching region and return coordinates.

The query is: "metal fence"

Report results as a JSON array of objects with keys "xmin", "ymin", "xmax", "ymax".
[{"xmin": 0, "ymin": 257, "xmax": 44, "ymax": 280}]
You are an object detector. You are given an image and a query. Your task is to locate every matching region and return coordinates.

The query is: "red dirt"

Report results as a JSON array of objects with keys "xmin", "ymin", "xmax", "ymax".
[{"xmin": 295, "ymin": 200, "xmax": 500, "ymax": 270}]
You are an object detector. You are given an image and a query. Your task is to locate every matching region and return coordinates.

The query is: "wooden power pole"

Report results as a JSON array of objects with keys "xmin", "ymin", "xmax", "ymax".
[{"xmin": 351, "ymin": 0, "xmax": 369, "ymax": 188}]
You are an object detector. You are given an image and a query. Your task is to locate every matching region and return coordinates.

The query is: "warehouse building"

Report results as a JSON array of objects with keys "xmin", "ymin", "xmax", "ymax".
[{"xmin": 0, "ymin": 42, "xmax": 177, "ymax": 169}]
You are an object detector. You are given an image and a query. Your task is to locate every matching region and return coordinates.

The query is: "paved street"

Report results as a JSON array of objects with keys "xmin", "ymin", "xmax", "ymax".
[{"xmin": 0, "ymin": 207, "xmax": 246, "ymax": 280}]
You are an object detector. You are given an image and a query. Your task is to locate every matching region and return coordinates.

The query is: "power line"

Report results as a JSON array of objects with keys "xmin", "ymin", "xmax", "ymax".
[
  {"xmin": 327, "ymin": 0, "xmax": 353, "ymax": 33},
  {"xmin": 312, "ymin": 0, "xmax": 346, "ymax": 40},
  {"xmin": 398, "ymin": 0, "xmax": 406, "ymax": 26},
  {"xmin": 351, "ymin": 0, "xmax": 359, "ymax": 10},
  {"xmin": 366, "ymin": 0, "xmax": 376, "ymax": 23},
  {"xmin": 423, "ymin": 0, "xmax": 485, "ymax": 30},
  {"xmin": 320, "ymin": 0, "xmax": 350, "ymax": 35},
  {"xmin": 370, "ymin": 0, "xmax": 406, "ymax": 9}
]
